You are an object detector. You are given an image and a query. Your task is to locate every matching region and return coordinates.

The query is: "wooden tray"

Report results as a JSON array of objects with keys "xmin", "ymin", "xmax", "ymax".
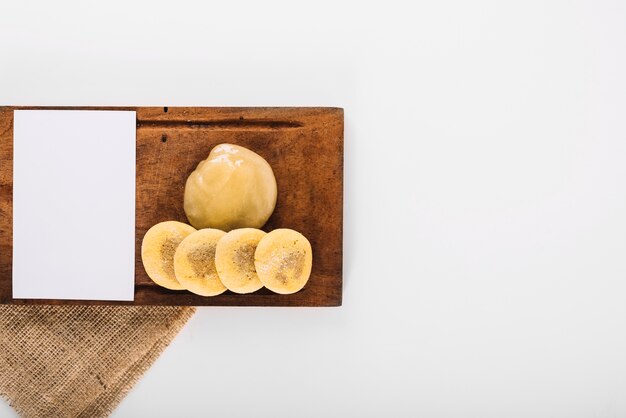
[{"xmin": 0, "ymin": 107, "xmax": 343, "ymax": 306}]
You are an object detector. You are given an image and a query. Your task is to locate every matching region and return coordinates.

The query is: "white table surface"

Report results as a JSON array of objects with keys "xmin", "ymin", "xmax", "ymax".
[{"xmin": 2, "ymin": 1, "xmax": 626, "ymax": 416}]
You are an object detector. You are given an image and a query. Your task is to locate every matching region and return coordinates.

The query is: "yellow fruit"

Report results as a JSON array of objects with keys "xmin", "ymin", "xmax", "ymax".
[
  {"xmin": 183, "ymin": 143, "xmax": 277, "ymax": 231},
  {"xmin": 254, "ymin": 229, "xmax": 312, "ymax": 294},
  {"xmin": 215, "ymin": 228, "xmax": 266, "ymax": 294},
  {"xmin": 173, "ymin": 228, "xmax": 227, "ymax": 296},
  {"xmin": 141, "ymin": 221, "xmax": 196, "ymax": 290}
]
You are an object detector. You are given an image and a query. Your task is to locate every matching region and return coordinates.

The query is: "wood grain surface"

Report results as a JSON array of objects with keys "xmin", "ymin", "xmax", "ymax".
[{"xmin": 0, "ymin": 107, "xmax": 343, "ymax": 306}]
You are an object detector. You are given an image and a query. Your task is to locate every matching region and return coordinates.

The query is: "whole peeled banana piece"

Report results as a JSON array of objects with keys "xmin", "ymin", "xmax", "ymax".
[{"xmin": 183, "ymin": 144, "xmax": 277, "ymax": 231}]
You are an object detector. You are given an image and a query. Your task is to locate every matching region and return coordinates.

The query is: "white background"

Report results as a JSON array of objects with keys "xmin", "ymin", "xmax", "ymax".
[{"xmin": 1, "ymin": 0, "xmax": 626, "ymax": 416}]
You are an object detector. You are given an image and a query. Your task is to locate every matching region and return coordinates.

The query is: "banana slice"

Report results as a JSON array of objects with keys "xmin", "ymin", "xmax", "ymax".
[
  {"xmin": 215, "ymin": 228, "xmax": 266, "ymax": 294},
  {"xmin": 141, "ymin": 221, "xmax": 196, "ymax": 290},
  {"xmin": 174, "ymin": 228, "xmax": 227, "ymax": 296},
  {"xmin": 254, "ymin": 229, "xmax": 312, "ymax": 294}
]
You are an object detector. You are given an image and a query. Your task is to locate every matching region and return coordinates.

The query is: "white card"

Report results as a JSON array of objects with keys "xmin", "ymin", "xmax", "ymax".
[{"xmin": 12, "ymin": 110, "xmax": 136, "ymax": 301}]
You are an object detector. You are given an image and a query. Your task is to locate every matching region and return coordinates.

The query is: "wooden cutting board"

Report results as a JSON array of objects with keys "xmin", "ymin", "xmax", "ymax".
[{"xmin": 0, "ymin": 107, "xmax": 343, "ymax": 306}]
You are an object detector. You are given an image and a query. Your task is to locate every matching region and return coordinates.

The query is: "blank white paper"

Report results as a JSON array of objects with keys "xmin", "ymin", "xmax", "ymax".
[{"xmin": 12, "ymin": 110, "xmax": 136, "ymax": 301}]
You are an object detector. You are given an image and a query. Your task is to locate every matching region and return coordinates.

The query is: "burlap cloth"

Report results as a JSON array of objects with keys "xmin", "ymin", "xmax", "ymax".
[{"xmin": 0, "ymin": 305, "xmax": 195, "ymax": 417}]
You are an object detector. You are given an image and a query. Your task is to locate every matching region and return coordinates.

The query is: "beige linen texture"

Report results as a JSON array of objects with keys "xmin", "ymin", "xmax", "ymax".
[{"xmin": 0, "ymin": 305, "xmax": 195, "ymax": 417}]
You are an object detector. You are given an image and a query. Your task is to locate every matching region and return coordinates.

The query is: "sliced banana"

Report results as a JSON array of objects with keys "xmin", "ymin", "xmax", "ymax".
[
  {"xmin": 141, "ymin": 221, "xmax": 196, "ymax": 290},
  {"xmin": 215, "ymin": 228, "xmax": 266, "ymax": 294},
  {"xmin": 174, "ymin": 228, "xmax": 226, "ymax": 296},
  {"xmin": 254, "ymin": 229, "xmax": 312, "ymax": 294}
]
